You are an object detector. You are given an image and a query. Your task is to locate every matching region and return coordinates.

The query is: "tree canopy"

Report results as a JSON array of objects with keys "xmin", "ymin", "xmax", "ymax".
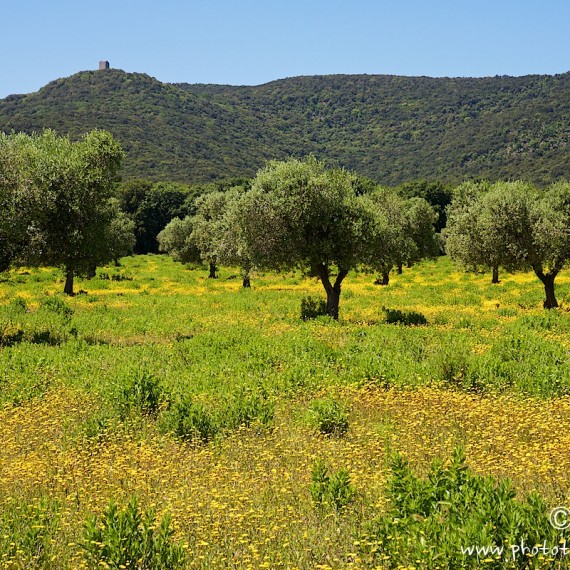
[
  {"xmin": 0, "ymin": 129, "xmax": 133, "ymax": 294},
  {"xmin": 239, "ymin": 157, "xmax": 378, "ymax": 318},
  {"xmin": 446, "ymin": 180, "xmax": 570, "ymax": 308}
]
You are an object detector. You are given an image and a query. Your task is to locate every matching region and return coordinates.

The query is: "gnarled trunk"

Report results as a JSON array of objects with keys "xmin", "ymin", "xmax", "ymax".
[
  {"xmin": 64, "ymin": 267, "xmax": 74, "ymax": 296},
  {"xmin": 314, "ymin": 264, "xmax": 348, "ymax": 320},
  {"xmin": 491, "ymin": 265, "xmax": 500, "ymax": 284},
  {"xmin": 208, "ymin": 262, "xmax": 217, "ymax": 279},
  {"xmin": 242, "ymin": 273, "xmax": 251, "ymax": 288},
  {"xmin": 397, "ymin": 262, "xmax": 403, "ymax": 275},
  {"xmin": 375, "ymin": 272, "xmax": 390, "ymax": 286},
  {"xmin": 542, "ymin": 275, "xmax": 558, "ymax": 309},
  {"xmin": 533, "ymin": 265, "xmax": 559, "ymax": 309}
]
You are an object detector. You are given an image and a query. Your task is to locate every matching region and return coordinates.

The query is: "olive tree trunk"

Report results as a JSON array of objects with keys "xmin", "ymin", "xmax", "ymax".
[
  {"xmin": 208, "ymin": 262, "xmax": 217, "ymax": 279},
  {"xmin": 533, "ymin": 265, "xmax": 559, "ymax": 309},
  {"xmin": 242, "ymin": 273, "xmax": 251, "ymax": 288},
  {"xmin": 375, "ymin": 272, "xmax": 390, "ymax": 286},
  {"xmin": 491, "ymin": 265, "xmax": 500, "ymax": 284},
  {"xmin": 541, "ymin": 274, "xmax": 558, "ymax": 309},
  {"xmin": 315, "ymin": 264, "xmax": 348, "ymax": 320},
  {"xmin": 64, "ymin": 267, "xmax": 74, "ymax": 296}
]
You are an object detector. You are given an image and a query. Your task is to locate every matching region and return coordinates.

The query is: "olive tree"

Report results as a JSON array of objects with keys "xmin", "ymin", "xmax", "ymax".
[
  {"xmin": 526, "ymin": 181, "xmax": 570, "ymax": 308},
  {"xmin": 190, "ymin": 190, "xmax": 235, "ymax": 279},
  {"xmin": 364, "ymin": 190, "xmax": 438, "ymax": 285},
  {"xmin": 157, "ymin": 216, "xmax": 200, "ymax": 265},
  {"xmin": 447, "ymin": 180, "xmax": 570, "ymax": 308},
  {"xmin": 1, "ymin": 130, "xmax": 129, "ymax": 294},
  {"xmin": 208, "ymin": 188, "xmax": 253, "ymax": 287},
  {"xmin": 445, "ymin": 180, "xmax": 506, "ymax": 283},
  {"xmin": 239, "ymin": 157, "xmax": 376, "ymax": 319}
]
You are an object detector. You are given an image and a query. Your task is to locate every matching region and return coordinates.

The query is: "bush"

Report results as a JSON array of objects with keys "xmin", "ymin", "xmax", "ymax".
[
  {"xmin": 160, "ymin": 388, "xmax": 274, "ymax": 443},
  {"xmin": 361, "ymin": 448, "xmax": 563, "ymax": 569},
  {"xmin": 0, "ymin": 322, "xmax": 25, "ymax": 346},
  {"xmin": 82, "ymin": 497, "xmax": 185, "ymax": 569},
  {"xmin": 300, "ymin": 296, "xmax": 328, "ymax": 320},
  {"xmin": 307, "ymin": 398, "xmax": 349, "ymax": 436},
  {"xmin": 117, "ymin": 368, "xmax": 164, "ymax": 419},
  {"xmin": 224, "ymin": 387, "xmax": 275, "ymax": 431},
  {"xmin": 383, "ymin": 306, "xmax": 428, "ymax": 326},
  {"xmin": 40, "ymin": 295, "xmax": 74, "ymax": 320},
  {"xmin": 159, "ymin": 398, "xmax": 220, "ymax": 442},
  {"xmin": 310, "ymin": 459, "xmax": 355, "ymax": 511}
]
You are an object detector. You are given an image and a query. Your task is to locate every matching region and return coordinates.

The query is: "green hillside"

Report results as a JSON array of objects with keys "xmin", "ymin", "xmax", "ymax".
[{"xmin": 1, "ymin": 69, "xmax": 569, "ymax": 185}]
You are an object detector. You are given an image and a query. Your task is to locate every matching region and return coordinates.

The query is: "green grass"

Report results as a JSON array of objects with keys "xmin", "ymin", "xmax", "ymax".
[{"xmin": 1, "ymin": 255, "xmax": 570, "ymax": 568}]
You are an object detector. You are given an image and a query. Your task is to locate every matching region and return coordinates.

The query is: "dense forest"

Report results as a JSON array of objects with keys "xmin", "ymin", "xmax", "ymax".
[{"xmin": 0, "ymin": 69, "xmax": 569, "ymax": 185}]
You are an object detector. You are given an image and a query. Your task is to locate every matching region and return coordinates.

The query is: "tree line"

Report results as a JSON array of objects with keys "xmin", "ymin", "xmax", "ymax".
[
  {"xmin": 157, "ymin": 156, "xmax": 440, "ymax": 319},
  {"xmin": 2, "ymin": 129, "xmax": 569, "ymax": 314}
]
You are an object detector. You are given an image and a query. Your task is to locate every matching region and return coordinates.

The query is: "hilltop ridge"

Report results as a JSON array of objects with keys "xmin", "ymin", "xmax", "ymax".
[{"xmin": 1, "ymin": 69, "xmax": 569, "ymax": 185}]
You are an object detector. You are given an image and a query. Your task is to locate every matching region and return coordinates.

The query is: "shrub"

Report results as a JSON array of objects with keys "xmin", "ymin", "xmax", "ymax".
[
  {"xmin": 307, "ymin": 398, "xmax": 349, "ymax": 436},
  {"xmin": 383, "ymin": 307, "xmax": 428, "ymax": 326},
  {"xmin": 159, "ymin": 398, "xmax": 220, "ymax": 442},
  {"xmin": 361, "ymin": 448, "xmax": 563, "ymax": 569},
  {"xmin": 40, "ymin": 295, "xmax": 74, "ymax": 320},
  {"xmin": 82, "ymin": 497, "xmax": 185, "ymax": 569},
  {"xmin": 300, "ymin": 296, "xmax": 328, "ymax": 320},
  {"xmin": 160, "ymin": 388, "xmax": 274, "ymax": 443},
  {"xmin": 0, "ymin": 322, "xmax": 25, "ymax": 346},
  {"xmin": 224, "ymin": 387, "xmax": 275, "ymax": 430},
  {"xmin": 117, "ymin": 368, "xmax": 164, "ymax": 419},
  {"xmin": 310, "ymin": 459, "xmax": 355, "ymax": 511}
]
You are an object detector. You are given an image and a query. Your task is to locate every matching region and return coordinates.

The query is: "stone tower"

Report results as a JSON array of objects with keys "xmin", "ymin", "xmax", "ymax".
[{"xmin": 99, "ymin": 60, "xmax": 110, "ymax": 70}]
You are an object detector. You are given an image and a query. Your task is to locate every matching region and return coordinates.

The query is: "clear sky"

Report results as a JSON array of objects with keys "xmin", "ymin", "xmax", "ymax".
[{"xmin": 2, "ymin": 0, "xmax": 569, "ymax": 98}]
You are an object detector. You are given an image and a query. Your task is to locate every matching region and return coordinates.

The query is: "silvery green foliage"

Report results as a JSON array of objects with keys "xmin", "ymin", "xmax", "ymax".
[
  {"xmin": 157, "ymin": 216, "xmax": 199, "ymax": 263},
  {"xmin": 239, "ymin": 156, "xmax": 376, "ymax": 318},
  {"xmin": 240, "ymin": 156, "xmax": 372, "ymax": 273},
  {"xmin": 0, "ymin": 130, "xmax": 130, "ymax": 292},
  {"xmin": 446, "ymin": 180, "xmax": 570, "ymax": 308}
]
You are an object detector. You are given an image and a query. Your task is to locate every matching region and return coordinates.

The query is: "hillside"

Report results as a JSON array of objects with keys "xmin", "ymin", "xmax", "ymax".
[{"xmin": 1, "ymin": 69, "xmax": 569, "ymax": 185}]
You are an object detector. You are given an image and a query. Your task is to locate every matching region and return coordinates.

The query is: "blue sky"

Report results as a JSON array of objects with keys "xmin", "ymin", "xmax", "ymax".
[{"xmin": 1, "ymin": 0, "xmax": 569, "ymax": 98}]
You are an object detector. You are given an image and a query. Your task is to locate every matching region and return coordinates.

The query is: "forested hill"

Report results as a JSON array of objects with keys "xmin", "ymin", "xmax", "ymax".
[{"xmin": 1, "ymin": 69, "xmax": 569, "ymax": 185}]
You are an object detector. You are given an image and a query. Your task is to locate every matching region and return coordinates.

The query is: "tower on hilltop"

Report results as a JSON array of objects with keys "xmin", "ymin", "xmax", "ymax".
[{"xmin": 99, "ymin": 60, "xmax": 110, "ymax": 70}]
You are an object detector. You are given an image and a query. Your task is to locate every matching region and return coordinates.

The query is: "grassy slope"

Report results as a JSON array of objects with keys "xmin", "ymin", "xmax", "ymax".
[
  {"xmin": 1, "ymin": 70, "xmax": 569, "ymax": 185},
  {"xmin": 1, "ymin": 255, "xmax": 570, "ymax": 567}
]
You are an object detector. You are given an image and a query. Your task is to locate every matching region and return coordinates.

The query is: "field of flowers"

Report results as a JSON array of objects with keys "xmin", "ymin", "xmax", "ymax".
[{"xmin": 1, "ymin": 255, "xmax": 570, "ymax": 569}]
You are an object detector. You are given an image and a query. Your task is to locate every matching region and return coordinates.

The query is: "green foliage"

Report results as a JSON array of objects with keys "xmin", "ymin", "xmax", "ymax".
[
  {"xmin": 300, "ymin": 296, "xmax": 328, "ymax": 320},
  {"xmin": 159, "ymin": 398, "xmax": 220, "ymax": 442},
  {"xmin": 241, "ymin": 156, "xmax": 378, "ymax": 318},
  {"xmin": 82, "ymin": 497, "xmax": 185, "ymax": 569},
  {"xmin": 447, "ymin": 180, "xmax": 570, "ymax": 307},
  {"xmin": 159, "ymin": 388, "xmax": 274, "ymax": 442},
  {"xmin": 398, "ymin": 179, "xmax": 453, "ymax": 232},
  {"xmin": 361, "ymin": 189, "xmax": 438, "ymax": 284},
  {"xmin": 0, "ymin": 497, "xmax": 60, "ymax": 568},
  {"xmin": 307, "ymin": 398, "xmax": 349, "ymax": 436},
  {"xmin": 118, "ymin": 179, "xmax": 192, "ymax": 254},
  {"xmin": 40, "ymin": 295, "xmax": 74, "ymax": 320},
  {"xmin": 157, "ymin": 216, "xmax": 200, "ymax": 264},
  {"xmin": 0, "ymin": 129, "xmax": 131, "ymax": 295},
  {"xmin": 225, "ymin": 386, "xmax": 275, "ymax": 431},
  {"xmin": 2, "ymin": 69, "xmax": 570, "ymax": 185},
  {"xmin": 116, "ymin": 368, "xmax": 164, "ymax": 419},
  {"xmin": 383, "ymin": 307, "xmax": 428, "ymax": 326},
  {"xmin": 310, "ymin": 460, "xmax": 355, "ymax": 511},
  {"xmin": 361, "ymin": 449, "xmax": 562, "ymax": 569}
]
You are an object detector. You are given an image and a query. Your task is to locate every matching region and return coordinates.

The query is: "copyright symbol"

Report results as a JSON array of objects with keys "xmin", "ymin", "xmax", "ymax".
[{"xmin": 550, "ymin": 507, "xmax": 570, "ymax": 530}]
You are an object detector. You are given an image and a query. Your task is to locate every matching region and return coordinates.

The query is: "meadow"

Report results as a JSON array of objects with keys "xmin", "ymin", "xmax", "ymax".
[{"xmin": 1, "ymin": 255, "xmax": 570, "ymax": 569}]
